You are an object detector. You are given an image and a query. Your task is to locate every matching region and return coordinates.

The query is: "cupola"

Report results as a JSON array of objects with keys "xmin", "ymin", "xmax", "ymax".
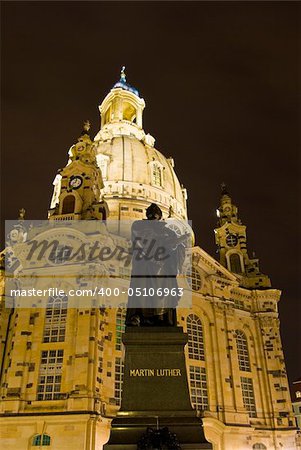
[{"xmin": 99, "ymin": 67, "xmax": 145, "ymax": 130}]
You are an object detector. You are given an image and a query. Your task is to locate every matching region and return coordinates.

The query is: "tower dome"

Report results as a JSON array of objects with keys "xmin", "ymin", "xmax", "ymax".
[{"xmin": 94, "ymin": 69, "xmax": 188, "ymax": 221}]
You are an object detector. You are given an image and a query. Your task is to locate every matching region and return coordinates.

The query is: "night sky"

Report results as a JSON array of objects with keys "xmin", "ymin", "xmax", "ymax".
[{"xmin": 1, "ymin": 2, "xmax": 300, "ymax": 384}]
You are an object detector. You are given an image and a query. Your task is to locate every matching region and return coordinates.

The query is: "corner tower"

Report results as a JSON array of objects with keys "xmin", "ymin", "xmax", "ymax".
[
  {"xmin": 93, "ymin": 68, "xmax": 188, "ymax": 221},
  {"xmin": 214, "ymin": 183, "xmax": 271, "ymax": 289}
]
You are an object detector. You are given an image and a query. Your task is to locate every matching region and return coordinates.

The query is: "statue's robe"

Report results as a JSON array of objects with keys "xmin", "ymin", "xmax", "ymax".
[{"xmin": 125, "ymin": 220, "xmax": 185, "ymax": 326}]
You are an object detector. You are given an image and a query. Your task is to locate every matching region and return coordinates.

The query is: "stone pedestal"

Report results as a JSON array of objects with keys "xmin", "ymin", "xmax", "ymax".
[{"xmin": 104, "ymin": 327, "xmax": 212, "ymax": 449}]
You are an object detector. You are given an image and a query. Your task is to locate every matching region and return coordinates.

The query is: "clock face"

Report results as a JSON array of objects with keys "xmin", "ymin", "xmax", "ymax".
[
  {"xmin": 226, "ymin": 234, "xmax": 238, "ymax": 247},
  {"xmin": 69, "ymin": 176, "xmax": 83, "ymax": 189}
]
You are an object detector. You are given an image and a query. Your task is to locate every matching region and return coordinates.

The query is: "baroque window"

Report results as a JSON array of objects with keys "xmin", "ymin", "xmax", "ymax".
[
  {"xmin": 187, "ymin": 314, "xmax": 205, "ymax": 361},
  {"xmin": 43, "ymin": 295, "xmax": 68, "ymax": 343},
  {"xmin": 241, "ymin": 376, "xmax": 257, "ymax": 417},
  {"xmin": 62, "ymin": 194, "xmax": 75, "ymax": 214},
  {"xmin": 116, "ymin": 307, "xmax": 126, "ymax": 351},
  {"xmin": 115, "ymin": 356, "xmax": 124, "ymax": 406},
  {"xmin": 235, "ymin": 330, "xmax": 250, "ymax": 372},
  {"xmin": 189, "ymin": 366, "xmax": 208, "ymax": 411},
  {"xmin": 229, "ymin": 253, "xmax": 242, "ymax": 274},
  {"xmin": 37, "ymin": 350, "xmax": 64, "ymax": 400},
  {"xmin": 151, "ymin": 163, "xmax": 163, "ymax": 187},
  {"xmin": 186, "ymin": 266, "xmax": 202, "ymax": 292},
  {"xmin": 32, "ymin": 434, "xmax": 51, "ymax": 446}
]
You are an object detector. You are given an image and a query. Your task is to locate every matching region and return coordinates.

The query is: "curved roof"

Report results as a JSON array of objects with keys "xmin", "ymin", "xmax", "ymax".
[
  {"xmin": 112, "ymin": 79, "xmax": 139, "ymax": 97},
  {"xmin": 94, "ymin": 135, "xmax": 187, "ymax": 219}
]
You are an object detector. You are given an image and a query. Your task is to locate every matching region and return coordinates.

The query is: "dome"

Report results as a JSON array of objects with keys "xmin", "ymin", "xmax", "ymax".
[
  {"xmin": 94, "ymin": 135, "xmax": 187, "ymax": 221},
  {"xmin": 93, "ymin": 70, "xmax": 188, "ymax": 222}
]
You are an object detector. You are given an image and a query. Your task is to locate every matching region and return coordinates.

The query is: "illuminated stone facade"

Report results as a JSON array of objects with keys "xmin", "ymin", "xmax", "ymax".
[{"xmin": 0, "ymin": 71, "xmax": 297, "ymax": 449}]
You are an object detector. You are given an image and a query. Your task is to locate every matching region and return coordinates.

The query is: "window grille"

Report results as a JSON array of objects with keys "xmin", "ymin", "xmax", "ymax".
[
  {"xmin": 189, "ymin": 366, "xmax": 208, "ymax": 410},
  {"xmin": 37, "ymin": 350, "xmax": 64, "ymax": 400},
  {"xmin": 186, "ymin": 266, "xmax": 202, "ymax": 291},
  {"xmin": 236, "ymin": 330, "xmax": 251, "ymax": 372},
  {"xmin": 241, "ymin": 376, "xmax": 257, "ymax": 417},
  {"xmin": 116, "ymin": 307, "xmax": 126, "ymax": 351},
  {"xmin": 115, "ymin": 356, "xmax": 124, "ymax": 406},
  {"xmin": 152, "ymin": 164, "xmax": 162, "ymax": 186},
  {"xmin": 32, "ymin": 434, "xmax": 51, "ymax": 446},
  {"xmin": 187, "ymin": 314, "xmax": 205, "ymax": 361},
  {"xmin": 43, "ymin": 295, "xmax": 68, "ymax": 343}
]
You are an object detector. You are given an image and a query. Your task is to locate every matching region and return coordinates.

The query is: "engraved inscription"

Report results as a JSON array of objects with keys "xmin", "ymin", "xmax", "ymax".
[{"xmin": 129, "ymin": 368, "xmax": 182, "ymax": 377}]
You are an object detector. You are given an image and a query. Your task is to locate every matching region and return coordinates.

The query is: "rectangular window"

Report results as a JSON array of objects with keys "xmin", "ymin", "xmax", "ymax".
[
  {"xmin": 115, "ymin": 308, "xmax": 126, "ymax": 351},
  {"xmin": 189, "ymin": 366, "xmax": 208, "ymax": 410},
  {"xmin": 114, "ymin": 357, "xmax": 124, "ymax": 406},
  {"xmin": 241, "ymin": 376, "xmax": 257, "ymax": 417},
  {"xmin": 152, "ymin": 164, "xmax": 162, "ymax": 187},
  {"xmin": 37, "ymin": 350, "xmax": 64, "ymax": 400}
]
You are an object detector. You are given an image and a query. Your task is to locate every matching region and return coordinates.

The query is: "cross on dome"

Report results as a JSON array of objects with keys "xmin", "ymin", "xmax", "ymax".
[{"xmin": 112, "ymin": 66, "xmax": 140, "ymax": 97}]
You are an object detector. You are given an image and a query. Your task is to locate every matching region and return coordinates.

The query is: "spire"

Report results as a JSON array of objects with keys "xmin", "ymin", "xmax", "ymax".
[
  {"xmin": 78, "ymin": 120, "xmax": 91, "ymax": 140},
  {"xmin": 221, "ymin": 182, "xmax": 228, "ymax": 196},
  {"xmin": 112, "ymin": 66, "xmax": 140, "ymax": 97},
  {"xmin": 83, "ymin": 120, "xmax": 91, "ymax": 133},
  {"xmin": 18, "ymin": 208, "xmax": 26, "ymax": 221},
  {"xmin": 120, "ymin": 65, "xmax": 126, "ymax": 83},
  {"xmin": 216, "ymin": 183, "xmax": 239, "ymax": 226}
]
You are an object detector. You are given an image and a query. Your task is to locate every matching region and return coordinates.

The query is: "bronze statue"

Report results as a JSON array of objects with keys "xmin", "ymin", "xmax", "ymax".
[{"xmin": 126, "ymin": 203, "xmax": 188, "ymax": 327}]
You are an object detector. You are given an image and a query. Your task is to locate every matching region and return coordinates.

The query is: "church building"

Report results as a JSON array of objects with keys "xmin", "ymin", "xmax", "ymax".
[{"xmin": 0, "ymin": 69, "xmax": 297, "ymax": 449}]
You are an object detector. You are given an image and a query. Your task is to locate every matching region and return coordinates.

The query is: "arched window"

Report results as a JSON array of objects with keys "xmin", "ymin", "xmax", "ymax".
[
  {"xmin": 122, "ymin": 101, "xmax": 136, "ymax": 122},
  {"xmin": 186, "ymin": 267, "xmax": 202, "ymax": 291},
  {"xmin": 187, "ymin": 314, "xmax": 205, "ymax": 361},
  {"xmin": 235, "ymin": 330, "xmax": 250, "ymax": 372},
  {"xmin": 152, "ymin": 164, "xmax": 163, "ymax": 187},
  {"xmin": 43, "ymin": 295, "xmax": 68, "ymax": 343},
  {"xmin": 32, "ymin": 434, "xmax": 51, "ymax": 446},
  {"xmin": 116, "ymin": 307, "xmax": 126, "ymax": 351},
  {"xmin": 62, "ymin": 195, "xmax": 75, "ymax": 214},
  {"xmin": 104, "ymin": 105, "xmax": 112, "ymax": 125},
  {"xmin": 229, "ymin": 253, "xmax": 242, "ymax": 274},
  {"xmin": 253, "ymin": 444, "xmax": 267, "ymax": 449}
]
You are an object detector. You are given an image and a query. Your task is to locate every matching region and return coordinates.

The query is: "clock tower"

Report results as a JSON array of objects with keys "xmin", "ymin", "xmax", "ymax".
[
  {"xmin": 214, "ymin": 183, "xmax": 271, "ymax": 289},
  {"xmin": 48, "ymin": 121, "xmax": 108, "ymax": 220}
]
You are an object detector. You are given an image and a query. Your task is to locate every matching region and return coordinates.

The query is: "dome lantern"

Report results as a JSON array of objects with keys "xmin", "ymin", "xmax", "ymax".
[{"xmin": 99, "ymin": 67, "xmax": 145, "ymax": 132}]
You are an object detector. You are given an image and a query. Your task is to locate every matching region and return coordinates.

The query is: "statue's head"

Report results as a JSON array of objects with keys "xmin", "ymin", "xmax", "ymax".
[{"xmin": 146, "ymin": 203, "xmax": 162, "ymax": 220}]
